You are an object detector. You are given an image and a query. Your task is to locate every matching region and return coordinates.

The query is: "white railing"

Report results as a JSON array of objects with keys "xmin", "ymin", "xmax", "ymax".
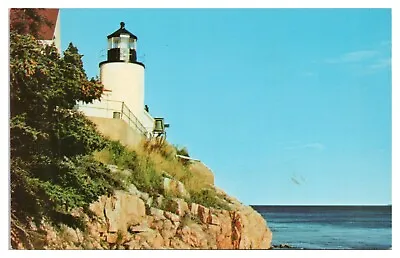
[{"xmin": 77, "ymin": 99, "xmax": 149, "ymax": 137}]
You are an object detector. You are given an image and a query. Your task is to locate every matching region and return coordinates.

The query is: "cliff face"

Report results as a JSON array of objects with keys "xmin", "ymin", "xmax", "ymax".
[
  {"xmin": 13, "ymin": 182, "xmax": 272, "ymax": 250},
  {"xmin": 11, "ymin": 151, "xmax": 272, "ymax": 250}
]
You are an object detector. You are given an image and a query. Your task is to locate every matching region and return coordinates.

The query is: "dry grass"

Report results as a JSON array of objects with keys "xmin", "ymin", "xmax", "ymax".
[
  {"xmin": 138, "ymin": 139, "xmax": 213, "ymax": 193},
  {"xmin": 93, "ymin": 149, "xmax": 112, "ymax": 164},
  {"xmin": 188, "ymin": 162, "xmax": 214, "ymax": 187},
  {"xmin": 93, "ymin": 138, "xmax": 226, "ymax": 209}
]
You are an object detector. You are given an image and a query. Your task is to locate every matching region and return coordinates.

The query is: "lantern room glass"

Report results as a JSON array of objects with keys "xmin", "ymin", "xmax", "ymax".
[
  {"xmin": 129, "ymin": 38, "xmax": 137, "ymax": 50},
  {"xmin": 107, "ymin": 36, "xmax": 136, "ymax": 50},
  {"xmin": 120, "ymin": 35, "xmax": 129, "ymax": 49},
  {"xmin": 108, "ymin": 37, "xmax": 122, "ymax": 49}
]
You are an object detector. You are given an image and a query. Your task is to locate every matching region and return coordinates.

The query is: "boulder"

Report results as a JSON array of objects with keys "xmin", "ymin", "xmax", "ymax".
[
  {"xmin": 139, "ymin": 192, "xmax": 150, "ymax": 201},
  {"xmin": 198, "ymin": 205, "xmax": 211, "ymax": 224},
  {"xmin": 151, "ymin": 232, "xmax": 164, "ymax": 249},
  {"xmin": 146, "ymin": 197, "xmax": 153, "ymax": 207},
  {"xmin": 177, "ymin": 224, "xmax": 207, "ymax": 248},
  {"xmin": 162, "ymin": 219, "xmax": 174, "ymax": 231},
  {"xmin": 149, "ymin": 207, "xmax": 166, "ymax": 220},
  {"xmin": 106, "ymin": 233, "xmax": 118, "ymax": 244},
  {"xmin": 177, "ymin": 225, "xmax": 191, "ymax": 242},
  {"xmin": 163, "ymin": 178, "xmax": 190, "ymax": 199},
  {"xmin": 103, "ymin": 191, "xmax": 146, "ymax": 234},
  {"xmin": 107, "ymin": 164, "xmax": 119, "ymax": 173},
  {"xmin": 135, "ymin": 229, "xmax": 163, "ymax": 249},
  {"xmin": 228, "ymin": 207, "xmax": 272, "ymax": 249},
  {"xmin": 160, "ymin": 219, "xmax": 177, "ymax": 242},
  {"xmin": 140, "ymin": 241, "xmax": 151, "ymax": 249},
  {"xmin": 190, "ymin": 203, "xmax": 199, "ymax": 216},
  {"xmin": 209, "ymin": 214, "xmax": 220, "ymax": 225},
  {"xmin": 61, "ymin": 226, "xmax": 79, "ymax": 244},
  {"xmin": 164, "ymin": 211, "xmax": 180, "ymax": 222},
  {"xmin": 170, "ymin": 238, "xmax": 191, "ymax": 249},
  {"xmin": 88, "ymin": 196, "xmax": 107, "ymax": 219},
  {"xmin": 150, "ymin": 220, "xmax": 164, "ymax": 231},
  {"xmin": 129, "ymin": 224, "xmax": 151, "ymax": 233},
  {"xmin": 155, "ymin": 195, "xmax": 164, "ymax": 207},
  {"xmin": 124, "ymin": 240, "xmax": 140, "ymax": 250},
  {"xmin": 214, "ymin": 213, "xmax": 233, "ymax": 249},
  {"xmin": 166, "ymin": 198, "xmax": 189, "ymax": 216},
  {"xmin": 127, "ymin": 184, "xmax": 140, "ymax": 196}
]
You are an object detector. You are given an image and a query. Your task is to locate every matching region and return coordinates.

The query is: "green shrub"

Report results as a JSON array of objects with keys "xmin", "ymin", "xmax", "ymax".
[
  {"xmin": 10, "ymin": 30, "xmax": 113, "ymax": 229},
  {"xmin": 127, "ymin": 155, "xmax": 163, "ymax": 196},
  {"xmin": 102, "ymin": 140, "xmax": 163, "ymax": 196},
  {"xmin": 175, "ymin": 146, "xmax": 189, "ymax": 157},
  {"xmin": 189, "ymin": 188, "xmax": 231, "ymax": 210},
  {"xmin": 11, "ymin": 154, "xmax": 124, "ymax": 228},
  {"xmin": 174, "ymin": 145, "xmax": 191, "ymax": 167},
  {"xmin": 154, "ymin": 194, "xmax": 174, "ymax": 211},
  {"xmin": 107, "ymin": 140, "xmax": 138, "ymax": 168},
  {"xmin": 143, "ymin": 139, "xmax": 176, "ymax": 161}
]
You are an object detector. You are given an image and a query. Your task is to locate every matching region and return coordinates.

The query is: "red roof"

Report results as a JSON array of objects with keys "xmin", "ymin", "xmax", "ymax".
[{"xmin": 10, "ymin": 8, "xmax": 59, "ymax": 40}]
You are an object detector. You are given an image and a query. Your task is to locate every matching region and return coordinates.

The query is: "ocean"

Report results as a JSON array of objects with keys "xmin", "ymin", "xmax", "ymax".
[{"xmin": 252, "ymin": 205, "xmax": 392, "ymax": 250}]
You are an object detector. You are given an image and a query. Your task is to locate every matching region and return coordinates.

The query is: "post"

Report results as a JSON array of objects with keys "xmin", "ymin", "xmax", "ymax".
[{"xmin": 127, "ymin": 105, "xmax": 131, "ymax": 127}]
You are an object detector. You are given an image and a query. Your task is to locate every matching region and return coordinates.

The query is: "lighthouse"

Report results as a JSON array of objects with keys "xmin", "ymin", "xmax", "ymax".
[
  {"xmin": 99, "ymin": 22, "xmax": 146, "ymax": 121},
  {"xmin": 78, "ymin": 22, "xmax": 156, "ymax": 142}
]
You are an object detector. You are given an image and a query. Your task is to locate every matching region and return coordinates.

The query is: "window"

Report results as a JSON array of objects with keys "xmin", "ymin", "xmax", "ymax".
[
  {"xmin": 120, "ymin": 37, "xmax": 129, "ymax": 50},
  {"xmin": 109, "ymin": 37, "xmax": 120, "ymax": 49},
  {"xmin": 129, "ymin": 38, "xmax": 136, "ymax": 49}
]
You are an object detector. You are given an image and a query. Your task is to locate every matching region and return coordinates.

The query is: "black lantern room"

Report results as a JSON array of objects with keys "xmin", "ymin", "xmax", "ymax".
[{"xmin": 105, "ymin": 22, "xmax": 140, "ymax": 64}]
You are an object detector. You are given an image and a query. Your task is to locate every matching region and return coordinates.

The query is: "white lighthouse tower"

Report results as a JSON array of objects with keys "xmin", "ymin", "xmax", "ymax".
[
  {"xmin": 100, "ymin": 22, "xmax": 145, "ymax": 119},
  {"xmin": 78, "ymin": 22, "xmax": 155, "ymax": 141}
]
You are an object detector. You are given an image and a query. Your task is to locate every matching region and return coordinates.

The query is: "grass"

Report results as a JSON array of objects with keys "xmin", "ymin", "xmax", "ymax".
[
  {"xmin": 93, "ymin": 139, "xmax": 229, "ymax": 210},
  {"xmin": 93, "ymin": 140, "xmax": 163, "ymax": 196},
  {"xmin": 188, "ymin": 188, "xmax": 231, "ymax": 211}
]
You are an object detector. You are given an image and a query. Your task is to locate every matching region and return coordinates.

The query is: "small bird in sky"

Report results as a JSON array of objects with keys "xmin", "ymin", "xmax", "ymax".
[
  {"xmin": 291, "ymin": 173, "xmax": 306, "ymax": 186},
  {"xmin": 291, "ymin": 177, "xmax": 301, "ymax": 185}
]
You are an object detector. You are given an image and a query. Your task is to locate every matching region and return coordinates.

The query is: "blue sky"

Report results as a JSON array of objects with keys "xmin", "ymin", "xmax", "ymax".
[{"xmin": 60, "ymin": 8, "xmax": 391, "ymax": 205}]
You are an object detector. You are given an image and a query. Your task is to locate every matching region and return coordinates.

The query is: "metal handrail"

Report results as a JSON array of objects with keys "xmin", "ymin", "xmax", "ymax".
[
  {"xmin": 77, "ymin": 99, "xmax": 148, "ymax": 136},
  {"xmin": 120, "ymin": 101, "xmax": 147, "ymax": 135}
]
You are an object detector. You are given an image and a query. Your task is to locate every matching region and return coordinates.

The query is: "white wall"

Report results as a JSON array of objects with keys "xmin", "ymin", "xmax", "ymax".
[
  {"xmin": 100, "ymin": 62, "xmax": 145, "ymax": 120},
  {"xmin": 142, "ymin": 110, "xmax": 155, "ymax": 136},
  {"xmin": 79, "ymin": 61, "xmax": 157, "ymax": 139},
  {"xmin": 53, "ymin": 11, "xmax": 61, "ymax": 54},
  {"xmin": 78, "ymin": 91, "xmax": 154, "ymax": 137}
]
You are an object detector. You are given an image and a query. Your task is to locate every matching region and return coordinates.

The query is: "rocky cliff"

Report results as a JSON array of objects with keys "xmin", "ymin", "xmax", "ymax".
[{"xmin": 12, "ymin": 164, "xmax": 272, "ymax": 250}]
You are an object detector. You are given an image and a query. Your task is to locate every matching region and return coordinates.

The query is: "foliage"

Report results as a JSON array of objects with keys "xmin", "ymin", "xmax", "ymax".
[
  {"xmin": 154, "ymin": 194, "xmax": 174, "ymax": 211},
  {"xmin": 110, "ymin": 140, "xmax": 226, "ymax": 210},
  {"xmin": 104, "ymin": 140, "xmax": 224, "ymax": 209},
  {"xmin": 175, "ymin": 145, "xmax": 191, "ymax": 166},
  {"xmin": 143, "ymin": 139, "xmax": 177, "ymax": 160},
  {"xmin": 188, "ymin": 188, "xmax": 231, "ymax": 210},
  {"xmin": 102, "ymin": 140, "xmax": 163, "ymax": 196},
  {"xmin": 10, "ymin": 26, "xmax": 115, "ymax": 228},
  {"xmin": 175, "ymin": 146, "xmax": 189, "ymax": 157},
  {"xmin": 140, "ymin": 140, "xmax": 194, "ymax": 183}
]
